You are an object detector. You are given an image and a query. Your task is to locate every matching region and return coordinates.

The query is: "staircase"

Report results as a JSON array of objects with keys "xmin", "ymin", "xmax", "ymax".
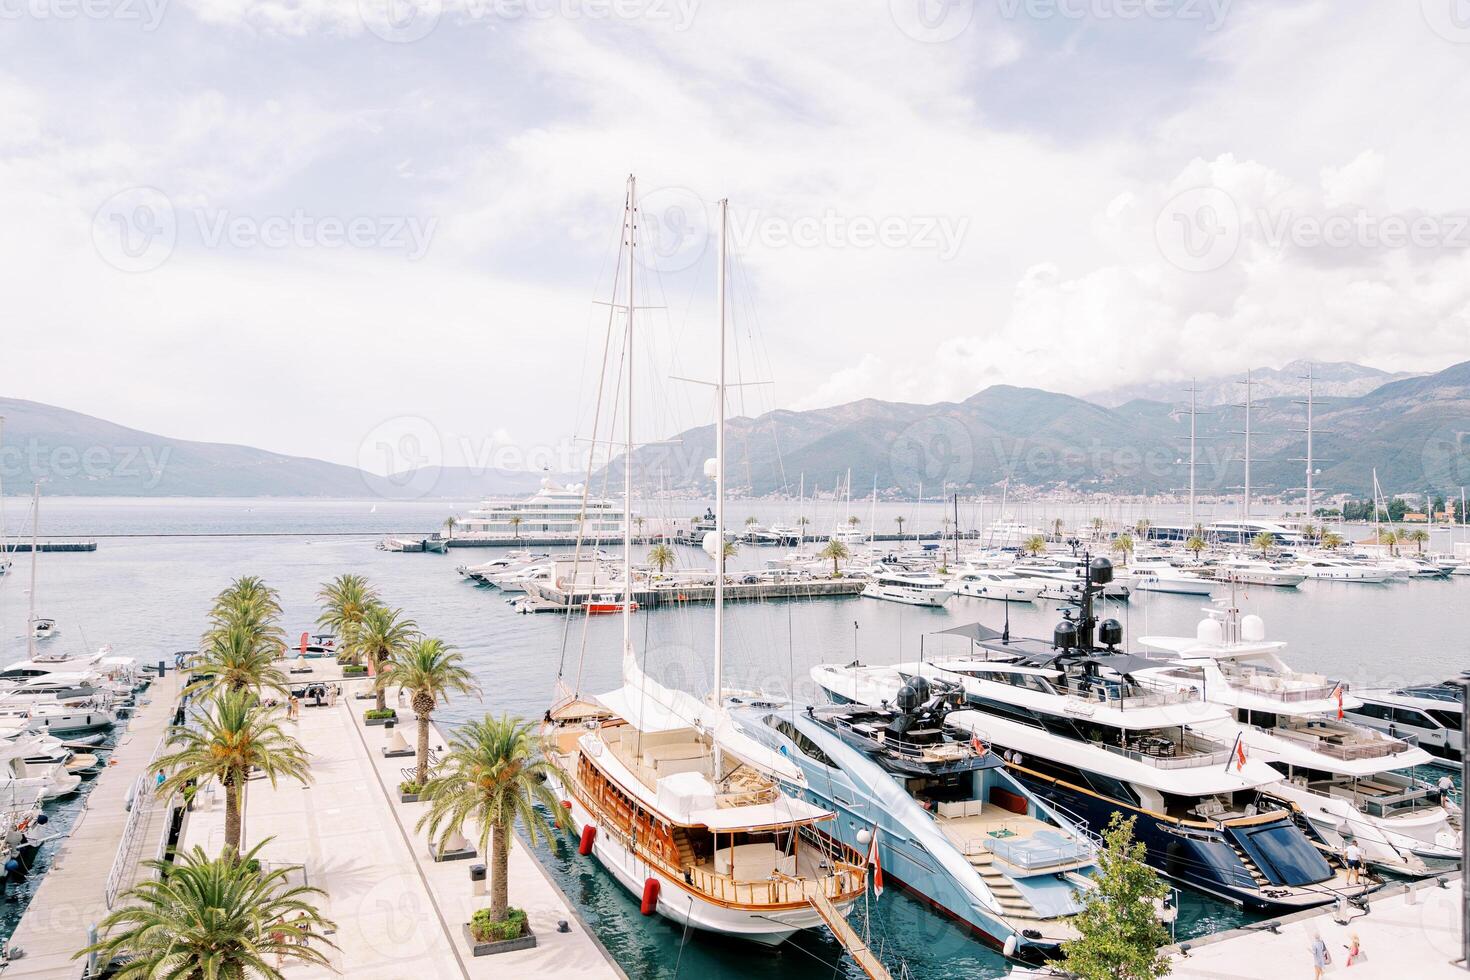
[
  {"xmin": 670, "ymin": 828, "xmax": 696, "ymax": 869},
  {"xmin": 967, "ymin": 850, "xmax": 1043, "ymax": 922},
  {"xmin": 802, "ymin": 883, "xmax": 893, "ymax": 980},
  {"xmin": 1224, "ymin": 840, "xmax": 1271, "ymax": 887}
]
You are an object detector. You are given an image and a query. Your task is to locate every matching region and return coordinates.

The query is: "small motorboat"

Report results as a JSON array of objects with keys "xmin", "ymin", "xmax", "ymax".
[
  {"xmin": 584, "ymin": 595, "xmax": 637, "ymax": 615},
  {"xmin": 31, "ymin": 619, "xmax": 58, "ymax": 641}
]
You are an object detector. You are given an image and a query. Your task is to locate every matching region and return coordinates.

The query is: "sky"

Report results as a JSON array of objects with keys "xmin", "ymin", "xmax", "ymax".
[{"xmin": 4, "ymin": 0, "xmax": 1470, "ymax": 475}]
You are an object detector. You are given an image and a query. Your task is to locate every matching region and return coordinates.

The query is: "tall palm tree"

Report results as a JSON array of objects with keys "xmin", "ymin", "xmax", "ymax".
[
  {"xmin": 1408, "ymin": 528, "xmax": 1430, "ymax": 553},
  {"xmin": 417, "ymin": 715, "xmax": 567, "ymax": 927},
  {"xmin": 1185, "ymin": 534, "xmax": 1207, "ymax": 559},
  {"xmin": 1023, "ymin": 534, "xmax": 1047, "ymax": 557},
  {"xmin": 1376, "ymin": 529, "xmax": 1400, "ymax": 557},
  {"xmin": 211, "ymin": 576, "xmax": 282, "ymax": 621},
  {"xmin": 847, "ymin": 515, "xmax": 861, "ymax": 528},
  {"xmin": 157, "ymin": 690, "xmax": 311, "ymax": 857},
  {"xmin": 894, "ymin": 515, "xmax": 906, "ymax": 536},
  {"xmin": 443, "ymin": 515, "xmax": 458, "ymax": 539},
  {"xmin": 187, "ymin": 625, "xmax": 290, "ymax": 700},
  {"xmin": 818, "ymin": 539, "xmax": 849, "ymax": 576},
  {"xmin": 316, "ymin": 574, "xmax": 379, "ymax": 665},
  {"xmin": 647, "ymin": 543, "xmax": 675, "ymax": 574},
  {"xmin": 1321, "ymin": 530, "xmax": 1345, "ymax": 550},
  {"xmin": 1252, "ymin": 531, "xmax": 1276, "ymax": 556},
  {"xmin": 509, "ymin": 515, "xmax": 523, "ymax": 539},
  {"xmin": 379, "ymin": 638, "xmax": 480, "ymax": 788},
  {"xmin": 357, "ymin": 604, "xmax": 419, "ymax": 712},
  {"xmin": 78, "ymin": 840, "xmax": 335, "ymax": 979},
  {"xmin": 1110, "ymin": 533, "xmax": 1134, "ymax": 561}
]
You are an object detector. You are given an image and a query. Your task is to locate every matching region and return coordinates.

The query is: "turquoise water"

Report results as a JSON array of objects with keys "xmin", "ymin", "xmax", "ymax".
[{"xmin": 0, "ymin": 498, "xmax": 1463, "ymax": 977}]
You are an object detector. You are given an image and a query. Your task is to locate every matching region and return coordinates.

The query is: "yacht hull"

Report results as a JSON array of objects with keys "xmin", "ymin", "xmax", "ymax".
[{"xmin": 861, "ymin": 584, "xmax": 948, "ymax": 607}]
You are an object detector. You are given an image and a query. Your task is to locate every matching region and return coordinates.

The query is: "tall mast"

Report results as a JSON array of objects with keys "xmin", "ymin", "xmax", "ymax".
[
  {"xmin": 1186, "ymin": 380, "xmax": 1199, "ymax": 527},
  {"xmin": 622, "ymin": 175, "xmax": 636, "ymax": 648},
  {"xmin": 27, "ymin": 482, "xmax": 39, "ymax": 660},
  {"xmin": 1304, "ymin": 363, "xmax": 1315, "ymax": 521},
  {"xmin": 1234, "ymin": 370, "xmax": 1255, "ymax": 519},
  {"xmin": 713, "ymin": 197, "xmax": 727, "ymax": 710}
]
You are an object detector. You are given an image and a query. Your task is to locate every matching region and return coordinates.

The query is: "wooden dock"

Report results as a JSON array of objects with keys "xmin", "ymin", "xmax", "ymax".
[{"xmin": 5, "ymin": 669, "xmax": 184, "ymax": 978}]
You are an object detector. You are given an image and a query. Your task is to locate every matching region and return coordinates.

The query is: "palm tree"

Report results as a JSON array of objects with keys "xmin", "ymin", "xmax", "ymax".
[
  {"xmin": 1185, "ymin": 534, "xmax": 1207, "ymax": 559},
  {"xmin": 443, "ymin": 515, "xmax": 458, "ymax": 539},
  {"xmin": 1252, "ymin": 531, "xmax": 1276, "ymax": 556},
  {"xmin": 847, "ymin": 515, "xmax": 860, "ymax": 528},
  {"xmin": 894, "ymin": 515, "xmax": 906, "ymax": 536},
  {"xmin": 77, "ymin": 840, "xmax": 336, "ymax": 979},
  {"xmin": 210, "ymin": 576, "xmax": 282, "ymax": 622},
  {"xmin": 633, "ymin": 515, "xmax": 646, "ymax": 540},
  {"xmin": 818, "ymin": 539, "xmax": 849, "ymax": 577},
  {"xmin": 379, "ymin": 638, "xmax": 480, "ymax": 788},
  {"xmin": 1051, "ymin": 518, "xmax": 1064, "ymax": 541},
  {"xmin": 1376, "ymin": 529, "xmax": 1399, "ymax": 557},
  {"xmin": 417, "ymin": 715, "xmax": 567, "ymax": 929},
  {"xmin": 205, "ymin": 577, "xmax": 285, "ymax": 652},
  {"xmin": 187, "ymin": 625, "xmax": 290, "ymax": 700},
  {"xmin": 1023, "ymin": 534, "xmax": 1046, "ymax": 557},
  {"xmin": 745, "ymin": 515, "xmax": 759, "ymax": 527},
  {"xmin": 647, "ymin": 543, "xmax": 675, "ymax": 574},
  {"xmin": 358, "ymin": 604, "xmax": 419, "ymax": 713},
  {"xmin": 1321, "ymin": 530, "xmax": 1345, "ymax": 550},
  {"xmin": 1110, "ymin": 533, "xmax": 1134, "ymax": 561},
  {"xmin": 1407, "ymin": 528, "xmax": 1430, "ymax": 553},
  {"xmin": 157, "ymin": 690, "xmax": 310, "ymax": 857},
  {"xmin": 316, "ymin": 574, "xmax": 379, "ymax": 665}
]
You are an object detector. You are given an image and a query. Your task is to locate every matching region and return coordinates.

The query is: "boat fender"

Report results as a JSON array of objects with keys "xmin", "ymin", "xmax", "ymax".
[
  {"xmin": 1002, "ymin": 935, "xmax": 1018, "ymax": 958},
  {"xmin": 578, "ymin": 824, "xmax": 597, "ymax": 856},
  {"xmin": 640, "ymin": 877, "xmax": 660, "ymax": 915}
]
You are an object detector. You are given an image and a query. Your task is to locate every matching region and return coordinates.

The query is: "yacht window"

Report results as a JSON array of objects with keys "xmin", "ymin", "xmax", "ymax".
[
  {"xmin": 768, "ymin": 718, "xmax": 838, "ymax": 768},
  {"xmin": 1427, "ymin": 709, "xmax": 1463, "ymax": 731},
  {"xmin": 1351, "ymin": 703, "xmax": 1390, "ymax": 721},
  {"xmin": 1392, "ymin": 708, "xmax": 1436, "ymax": 729}
]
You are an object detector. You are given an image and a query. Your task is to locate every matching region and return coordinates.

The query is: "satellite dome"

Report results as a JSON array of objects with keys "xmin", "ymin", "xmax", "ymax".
[
  {"xmin": 703, "ymin": 457, "xmax": 720, "ymax": 481},
  {"xmin": 1240, "ymin": 614, "xmax": 1266, "ymax": 642},
  {"xmin": 701, "ymin": 530, "xmax": 721, "ymax": 559},
  {"xmin": 1196, "ymin": 617, "xmax": 1225, "ymax": 646}
]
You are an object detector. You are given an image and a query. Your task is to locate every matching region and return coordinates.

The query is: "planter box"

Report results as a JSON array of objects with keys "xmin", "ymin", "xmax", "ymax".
[
  {"xmin": 432, "ymin": 842, "xmax": 477, "ymax": 862},
  {"xmin": 353, "ymin": 691, "xmax": 376, "ymax": 701},
  {"xmin": 364, "ymin": 712, "xmax": 397, "ymax": 727},
  {"xmin": 382, "ymin": 746, "xmax": 415, "ymax": 758},
  {"xmin": 463, "ymin": 923, "xmax": 537, "ymax": 957},
  {"xmin": 399, "ymin": 791, "xmax": 422, "ymax": 803}
]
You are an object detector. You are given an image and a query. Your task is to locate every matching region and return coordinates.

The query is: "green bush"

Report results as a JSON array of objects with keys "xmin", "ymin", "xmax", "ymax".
[
  {"xmin": 470, "ymin": 907, "xmax": 527, "ymax": 943},
  {"xmin": 399, "ymin": 781, "xmax": 423, "ymax": 796},
  {"xmin": 364, "ymin": 708, "xmax": 396, "ymax": 720},
  {"xmin": 342, "ymin": 665, "xmax": 367, "ymax": 676}
]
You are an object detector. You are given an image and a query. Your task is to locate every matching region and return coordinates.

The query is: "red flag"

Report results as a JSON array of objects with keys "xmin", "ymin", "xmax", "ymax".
[
  {"xmin": 866, "ymin": 828, "xmax": 883, "ymax": 899},
  {"xmin": 1236, "ymin": 738, "xmax": 1248, "ymax": 771},
  {"xmin": 971, "ymin": 734, "xmax": 986, "ymax": 756},
  {"xmin": 299, "ymin": 631, "xmax": 308, "ymax": 653},
  {"xmin": 1334, "ymin": 684, "xmax": 1344, "ymax": 720}
]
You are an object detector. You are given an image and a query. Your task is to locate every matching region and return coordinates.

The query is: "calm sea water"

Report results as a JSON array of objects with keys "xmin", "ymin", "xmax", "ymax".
[{"xmin": 1, "ymin": 498, "xmax": 1464, "ymax": 978}]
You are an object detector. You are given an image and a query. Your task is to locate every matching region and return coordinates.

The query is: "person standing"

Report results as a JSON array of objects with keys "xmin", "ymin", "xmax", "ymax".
[
  {"xmin": 1344, "ymin": 841, "xmax": 1363, "ymax": 885},
  {"xmin": 1310, "ymin": 932, "xmax": 1330, "ymax": 979}
]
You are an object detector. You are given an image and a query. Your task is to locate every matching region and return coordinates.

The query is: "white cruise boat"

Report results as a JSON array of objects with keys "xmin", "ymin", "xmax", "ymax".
[
  {"xmin": 1012, "ymin": 560, "xmax": 1133, "ymax": 601},
  {"xmin": 1127, "ymin": 557, "xmax": 1216, "ymax": 596},
  {"xmin": 1204, "ymin": 558, "xmax": 1305, "ymax": 589},
  {"xmin": 862, "ymin": 566, "xmax": 951, "ymax": 606},
  {"xmin": 1291, "ymin": 557, "xmax": 1392, "ymax": 582},
  {"xmin": 949, "ymin": 568, "xmax": 1046, "ymax": 603},
  {"xmin": 984, "ymin": 521, "xmax": 1045, "ymax": 548},
  {"xmin": 0, "ymin": 734, "xmax": 82, "ymax": 800},
  {"xmin": 455, "ymin": 479, "xmax": 632, "ymax": 541},
  {"xmin": 1204, "ymin": 519, "xmax": 1307, "ymax": 548},
  {"xmin": 1136, "ymin": 606, "xmax": 1460, "ymax": 876},
  {"xmin": 1345, "ymin": 682, "xmax": 1465, "ymax": 762}
]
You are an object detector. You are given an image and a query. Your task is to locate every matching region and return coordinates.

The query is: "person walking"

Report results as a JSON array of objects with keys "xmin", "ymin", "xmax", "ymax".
[
  {"xmin": 1310, "ymin": 932, "xmax": 1330, "ymax": 979},
  {"xmin": 1344, "ymin": 841, "xmax": 1363, "ymax": 885},
  {"xmin": 1344, "ymin": 932, "xmax": 1362, "ymax": 966}
]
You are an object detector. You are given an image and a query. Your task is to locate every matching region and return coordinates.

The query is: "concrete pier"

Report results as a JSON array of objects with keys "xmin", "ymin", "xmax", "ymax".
[{"xmin": 4, "ymin": 669, "xmax": 184, "ymax": 978}]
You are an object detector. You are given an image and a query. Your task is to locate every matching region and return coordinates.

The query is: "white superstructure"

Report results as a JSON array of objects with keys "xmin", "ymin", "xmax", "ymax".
[{"xmin": 456, "ymin": 479, "xmax": 632, "ymax": 540}]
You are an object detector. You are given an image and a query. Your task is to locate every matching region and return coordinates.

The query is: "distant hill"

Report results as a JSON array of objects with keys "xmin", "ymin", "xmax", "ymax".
[
  {"xmin": 1084, "ymin": 360, "xmax": 1420, "ymax": 408},
  {"xmin": 607, "ymin": 360, "xmax": 1470, "ymax": 499},
  {"xmin": 0, "ymin": 397, "xmax": 547, "ymax": 498}
]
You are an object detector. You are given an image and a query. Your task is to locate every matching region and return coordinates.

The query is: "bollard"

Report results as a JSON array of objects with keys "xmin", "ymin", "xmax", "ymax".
[{"xmin": 470, "ymin": 863, "xmax": 487, "ymax": 897}]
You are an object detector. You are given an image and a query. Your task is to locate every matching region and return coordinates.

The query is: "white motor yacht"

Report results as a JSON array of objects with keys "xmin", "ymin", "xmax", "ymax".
[
  {"xmin": 1136, "ymin": 606, "xmax": 1460, "ymax": 876},
  {"xmin": 1127, "ymin": 557, "xmax": 1216, "ymax": 596},
  {"xmin": 862, "ymin": 567, "xmax": 951, "ymax": 606},
  {"xmin": 1205, "ymin": 558, "xmax": 1305, "ymax": 589},
  {"xmin": 949, "ymin": 568, "xmax": 1046, "ymax": 603},
  {"xmin": 1291, "ymin": 557, "xmax": 1392, "ymax": 582}
]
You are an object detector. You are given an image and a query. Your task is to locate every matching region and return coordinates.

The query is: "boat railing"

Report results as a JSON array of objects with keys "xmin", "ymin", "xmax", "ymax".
[
  {"xmin": 1099, "ymin": 732, "xmax": 1233, "ymax": 770},
  {"xmin": 829, "ymin": 717, "xmax": 978, "ymax": 767},
  {"xmin": 1221, "ymin": 666, "xmax": 1344, "ymax": 703},
  {"xmin": 1359, "ymin": 783, "xmax": 1437, "ymax": 818},
  {"xmin": 983, "ymin": 834, "xmax": 1096, "ymax": 871},
  {"xmin": 1271, "ymin": 725, "xmax": 1409, "ymax": 760},
  {"xmin": 1064, "ymin": 677, "xmax": 1199, "ymax": 711}
]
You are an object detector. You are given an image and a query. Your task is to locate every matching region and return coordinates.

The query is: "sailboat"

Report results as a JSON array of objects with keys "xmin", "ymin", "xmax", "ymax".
[
  {"xmin": 25, "ymin": 485, "xmax": 56, "ymax": 641},
  {"xmin": 543, "ymin": 180, "xmax": 866, "ymax": 945},
  {"xmin": 0, "ymin": 418, "xmax": 10, "ymax": 577}
]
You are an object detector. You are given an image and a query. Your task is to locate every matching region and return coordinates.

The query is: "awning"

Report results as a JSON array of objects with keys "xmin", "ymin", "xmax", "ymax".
[{"xmin": 934, "ymin": 622, "xmax": 1007, "ymax": 643}]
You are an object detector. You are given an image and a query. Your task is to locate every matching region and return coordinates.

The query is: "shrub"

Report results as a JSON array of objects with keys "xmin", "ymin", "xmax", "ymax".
[
  {"xmin": 470, "ymin": 906, "xmax": 527, "ymax": 943},
  {"xmin": 365, "ymin": 708, "xmax": 396, "ymax": 720},
  {"xmin": 399, "ymin": 781, "xmax": 423, "ymax": 796},
  {"xmin": 342, "ymin": 665, "xmax": 367, "ymax": 676}
]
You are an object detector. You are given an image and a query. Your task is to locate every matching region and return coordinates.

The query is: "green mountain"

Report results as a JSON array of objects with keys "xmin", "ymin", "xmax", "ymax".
[
  {"xmin": 0, "ymin": 397, "xmax": 546, "ymax": 498},
  {"xmin": 611, "ymin": 360, "xmax": 1470, "ymax": 499}
]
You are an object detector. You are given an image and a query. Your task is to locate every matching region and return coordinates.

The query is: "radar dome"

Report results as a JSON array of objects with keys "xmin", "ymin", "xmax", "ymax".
[
  {"xmin": 703, "ymin": 457, "xmax": 720, "ymax": 481},
  {"xmin": 701, "ymin": 530, "xmax": 721, "ymax": 559},
  {"xmin": 1240, "ymin": 614, "xmax": 1266, "ymax": 642},
  {"xmin": 1196, "ymin": 617, "xmax": 1225, "ymax": 646}
]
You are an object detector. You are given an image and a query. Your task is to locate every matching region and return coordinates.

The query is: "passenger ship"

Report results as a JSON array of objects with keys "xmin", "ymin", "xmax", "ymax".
[
  {"xmin": 455, "ymin": 479, "xmax": 632, "ymax": 541},
  {"xmin": 543, "ymin": 181, "xmax": 866, "ymax": 949}
]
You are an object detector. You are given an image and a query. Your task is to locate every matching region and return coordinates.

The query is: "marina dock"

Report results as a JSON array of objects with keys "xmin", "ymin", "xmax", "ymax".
[
  {"xmin": 522, "ymin": 577, "xmax": 866, "ymax": 610},
  {"xmin": 4, "ymin": 669, "xmax": 184, "ymax": 978},
  {"xmin": 2, "ymin": 540, "xmax": 98, "ymax": 553}
]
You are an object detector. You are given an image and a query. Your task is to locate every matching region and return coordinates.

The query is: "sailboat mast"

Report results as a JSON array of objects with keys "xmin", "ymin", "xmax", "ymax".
[
  {"xmin": 714, "ymin": 197, "xmax": 727, "ymax": 710},
  {"xmin": 28, "ymin": 482, "xmax": 39, "ymax": 659},
  {"xmin": 1304, "ymin": 363, "xmax": 1315, "ymax": 522},
  {"xmin": 1188, "ymin": 380, "xmax": 1197, "ymax": 528},
  {"xmin": 1242, "ymin": 369, "xmax": 1253, "ymax": 519},
  {"xmin": 622, "ymin": 175, "xmax": 636, "ymax": 644}
]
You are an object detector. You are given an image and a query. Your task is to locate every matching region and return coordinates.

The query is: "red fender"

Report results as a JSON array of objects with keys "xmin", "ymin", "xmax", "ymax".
[
  {"xmin": 640, "ymin": 877, "xmax": 660, "ymax": 915},
  {"xmin": 578, "ymin": 824, "xmax": 597, "ymax": 856}
]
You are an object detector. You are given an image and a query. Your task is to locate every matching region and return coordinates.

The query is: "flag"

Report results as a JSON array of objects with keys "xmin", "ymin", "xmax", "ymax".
[
  {"xmin": 866, "ymin": 827, "xmax": 883, "ymax": 898},
  {"xmin": 1236, "ymin": 737, "xmax": 1248, "ymax": 771},
  {"xmin": 1334, "ymin": 684, "xmax": 1344, "ymax": 720},
  {"xmin": 971, "ymin": 734, "xmax": 985, "ymax": 756}
]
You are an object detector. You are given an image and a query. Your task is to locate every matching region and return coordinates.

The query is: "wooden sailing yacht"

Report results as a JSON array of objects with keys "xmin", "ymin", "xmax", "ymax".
[{"xmin": 544, "ymin": 179, "xmax": 866, "ymax": 945}]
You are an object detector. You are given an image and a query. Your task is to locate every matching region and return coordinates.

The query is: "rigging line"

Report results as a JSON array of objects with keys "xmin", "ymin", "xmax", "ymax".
[
  {"xmin": 670, "ymin": 895, "xmax": 696, "ymax": 979},
  {"xmin": 557, "ymin": 189, "xmax": 632, "ymax": 696}
]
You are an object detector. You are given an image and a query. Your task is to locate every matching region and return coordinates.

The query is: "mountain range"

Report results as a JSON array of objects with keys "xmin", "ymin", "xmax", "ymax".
[
  {"xmin": 1085, "ymin": 360, "xmax": 1422, "ymax": 409},
  {"xmin": 609, "ymin": 360, "xmax": 1470, "ymax": 500}
]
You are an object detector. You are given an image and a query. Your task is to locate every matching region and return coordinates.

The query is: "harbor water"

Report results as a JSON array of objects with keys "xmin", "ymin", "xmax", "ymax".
[{"xmin": 0, "ymin": 498, "xmax": 1464, "ymax": 978}]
